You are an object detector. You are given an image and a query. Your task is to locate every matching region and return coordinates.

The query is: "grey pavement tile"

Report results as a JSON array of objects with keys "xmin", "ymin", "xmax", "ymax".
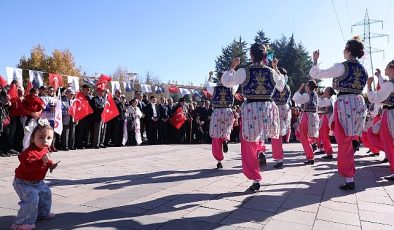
[
  {"xmin": 263, "ymin": 219, "xmax": 312, "ymax": 230},
  {"xmin": 319, "ymin": 200, "xmax": 358, "ymax": 214},
  {"xmin": 359, "ymin": 209, "xmax": 394, "ymax": 226},
  {"xmin": 272, "ymin": 209, "xmax": 316, "ymax": 227},
  {"xmin": 201, "ymin": 198, "xmax": 241, "ymax": 211},
  {"xmin": 227, "ymin": 207, "xmax": 273, "ymax": 224},
  {"xmin": 313, "ymin": 220, "xmax": 361, "ymax": 230},
  {"xmin": 280, "ymin": 198, "xmax": 320, "ymax": 213},
  {"xmin": 183, "ymin": 206, "xmax": 231, "ymax": 224},
  {"xmin": 159, "ymin": 219, "xmax": 233, "ymax": 230},
  {"xmin": 357, "ymin": 201, "xmax": 394, "ymax": 214},
  {"xmin": 241, "ymin": 196, "xmax": 283, "ymax": 213},
  {"xmin": 361, "ymin": 221, "xmax": 394, "ymax": 230},
  {"xmin": 316, "ymin": 206, "xmax": 360, "ymax": 226},
  {"xmin": 220, "ymin": 217, "xmax": 265, "ymax": 229}
]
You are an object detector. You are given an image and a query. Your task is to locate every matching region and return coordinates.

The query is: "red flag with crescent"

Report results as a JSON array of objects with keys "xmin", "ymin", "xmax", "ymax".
[
  {"xmin": 49, "ymin": 73, "xmax": 63, "ymax": 91},
  {"xmin": 169, "ymin": 106, "xmax": 187, "ymax": 129},
  {"xmin": 69, "ymin": 92, "xmax": 93, "ymax": 121},
  {"xmin": 101, "ymin": 93, "xmax": 119, "ymax": 123}
]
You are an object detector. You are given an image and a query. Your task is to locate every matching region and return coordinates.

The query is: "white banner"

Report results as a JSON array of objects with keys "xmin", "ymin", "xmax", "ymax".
[
  {"xmin": 29, "ymin": 70, "xmax": 44, "ymax": 88},
  {"xmin": 54, "ymin": 89, "xmax": 63, "ymax": 135},
  {"xmin": 180, "ymin": 88, "xmax": 191, "ymax": 96},
  {"xmin": 6, "ymin": 67, "xmax": 23, "ymax": 84},
  {"xmin": 111, "ymin": 81, "xmax": 121, "ymax": 94},
  {"xmin": 67, "ymin": 76, "xmax": 80, "ymax": 92},
  {"xmin": 141, "ymin": 83, "xmax": 152, "ymax": 94}
]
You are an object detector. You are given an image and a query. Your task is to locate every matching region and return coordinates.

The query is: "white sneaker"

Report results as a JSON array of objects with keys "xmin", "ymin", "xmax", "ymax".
[{"xmin": 24, "ymin": 126, "xmax": 30, "ymax": 132}]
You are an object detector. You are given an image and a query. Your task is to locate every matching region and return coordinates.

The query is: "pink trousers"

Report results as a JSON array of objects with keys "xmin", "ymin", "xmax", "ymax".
[
  {"xmin": 368, "ymin": 112, "xmax": 394, "ymax": 172},
  {"xmin": 239, "ymin": 123, "xmax": 262, "ymax": 181},
  {"xmin": 380, "ymin": 111, "xmax": 394, "ymax": 172},
  {"xmin": 334, "ymin": 106, "xmax": 355, "ymax": 178},
  {"xmin": 212, "ymin": 138, "xmax": 226, "ymax": 161},
  {"xmin": 319, "ymin": 114, "xmax": 333, "ymax": 155},
  {"xmin": 299, "ymin": 113, "xmax": 314, "ymax": 160},
  {"xmin": 271, "ymin": 136, "xmax": 285, "ymax": 160}
]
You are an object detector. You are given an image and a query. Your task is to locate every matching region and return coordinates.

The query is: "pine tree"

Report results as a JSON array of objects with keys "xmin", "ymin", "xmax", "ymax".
[
  {"xmin": 215, "ymin": 37, "xmax": 249, "ymax": 81},
  {"xmin": 254, "ymin": 30, "xmax": 270, "ymax": 45},
  {"xmin": 271, "ymin": 34, "xmax": 313, "ymax": 93}
]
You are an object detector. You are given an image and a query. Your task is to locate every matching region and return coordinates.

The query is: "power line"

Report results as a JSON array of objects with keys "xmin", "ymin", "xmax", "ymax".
[
  {"xmin": 331, "ymin": 0, "xmax": 346, "ymax": 41},
  {"xmin": 345, "ymin": 0, "xmax": 352, "ymax": 30}
]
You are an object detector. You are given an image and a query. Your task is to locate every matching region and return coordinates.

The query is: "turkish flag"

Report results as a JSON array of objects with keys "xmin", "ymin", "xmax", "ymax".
[
  {"xmin": 69, "ymin": 92, "xmax": 93, "ymax": 121},
  {"xmin": 0, "ymin": 75, "xmax": 7, "ymax": 88},
  {"xmin": 7, "ymin": 83, "xmax": 18, "ymax": 101},
  {"xmin": 24, "ymin": 82, "xmax": 32, "ymax": 97},
  {"xmin": 96, "ymin": 74, "xmax": 112, "ymax": 90},
  {"xmin": 101, "ymin": 93, "xmax": 119, "ymax": 123},
  {"xmin": 49, "ymin": 73, "xmax": 63, "ymax": 90},
  {"xmin": 168, "ymin": 85, "xmax": 179, "ymax": 94},
  {"xmin": 169, "ymin": 106, "xmax": 187, "ymax": 129}
]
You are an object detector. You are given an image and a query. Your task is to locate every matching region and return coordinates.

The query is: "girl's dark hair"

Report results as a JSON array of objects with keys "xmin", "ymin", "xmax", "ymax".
[
  {"xmin": 307, "ymin": 80, "xmax": 317, "ymax": 91},
  {"xmin": 278, "ymin": 67, "xmax": 287, "ymax": 75},
  {"xmin": 346, "ymin": 37, "xmax": 364, "ymax": 59},
  {"xmin": 130, "ymin": 98, "xmax": 137, "ymax": 104},
  {"xmin": 250, "ymin": 43, "xmax": 265, "ymax": 63},
  {"xmin": 388, "ymin": 60, "xmax": 394, "ymax": 68},
  {"xmin": 29, "ymin": 123, "xmax": 54, "ymax": 147},
  {"xmin": 326, "ymin": 86, "xmax": 336, "ymax": 96},
  {"xmin": 30, "ymin": 88, "xmax": 38, "ymax": 94}
]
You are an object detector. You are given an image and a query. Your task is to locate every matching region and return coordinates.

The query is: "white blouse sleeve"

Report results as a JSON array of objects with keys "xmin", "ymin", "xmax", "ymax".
[
  {"xmin": 317, "ymin": 97, "xmax": 332, "ymax": 108},
  {"xmin": 309, "ymin": 63, "xmax": 345, "ymax": 79},
  {"xmin": 293, "ymin": 91, "xmax": 310, "ymax": 105},
  {"xmin": 273, "ymin": 70, "xmax": 285, "ymax": 92},
  {"xmin": 221, "ymin": 68, "xmax": 246, "ymax": 88},
  {"xmin": 205, "ymin": 81, "xmax": 215, "ymax": 95},
  {"xmin": 367, "ymin": 82, "xmax": 394, "ymax": 104}
]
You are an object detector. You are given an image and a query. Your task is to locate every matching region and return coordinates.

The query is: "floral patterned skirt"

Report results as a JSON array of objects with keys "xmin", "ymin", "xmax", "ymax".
[{"xmin": 241, "ymin": 101, "xmax": 279, "ymax": 142}]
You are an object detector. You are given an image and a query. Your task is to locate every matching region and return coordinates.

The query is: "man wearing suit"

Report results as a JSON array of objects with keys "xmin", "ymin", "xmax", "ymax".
[
  {"xmin": 91, "ymin": 88, "xmax": 106, "ymax": 148},
  {"xmin": 144, "ymin": 95, "xmax": 160, "ymax": 145},
  {"xmin": 158, "ymin": 96, "xmax": 169, "ymax": 144},
  {"xmin": 60, "ymin": 88, "xmax": 76, "ymax": 151},
  {"xmin": 75, "ymin": 84, "xmax": 92, "ymax": 149},
  {"xmin": 135, "ymin": 91, "xmax": 146, "ymax": 142}
]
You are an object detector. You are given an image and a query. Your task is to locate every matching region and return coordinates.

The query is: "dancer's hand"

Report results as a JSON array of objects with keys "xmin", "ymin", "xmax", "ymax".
[
  {"xmin": 367, "ymin": 77, "xmax": 374, "ymax": 86},
  {"xmin": 375, "ymin": 69, "xmax": 381, "ymax": 76},
  {"xmin": 231, "ymin": 58, "xmax": 240, "ymax": 69},
  {"xmin": 313, "ymin": 50, "xmax": 320, "ymax": 64},
  {"xmin": 272, "ymin": 58, "xmax": 279, "ymax": 69}
]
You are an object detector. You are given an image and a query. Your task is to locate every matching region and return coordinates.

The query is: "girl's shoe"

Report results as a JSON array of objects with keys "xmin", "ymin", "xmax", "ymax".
[{"xmin": 38, "ymin": 212, "xmax": 56, "ymax": 220}]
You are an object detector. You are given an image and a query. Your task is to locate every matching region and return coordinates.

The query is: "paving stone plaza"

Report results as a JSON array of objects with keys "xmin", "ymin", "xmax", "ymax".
[{"xmin": 1, "ymin": 143, "xmax": 394, "ymax": 229}]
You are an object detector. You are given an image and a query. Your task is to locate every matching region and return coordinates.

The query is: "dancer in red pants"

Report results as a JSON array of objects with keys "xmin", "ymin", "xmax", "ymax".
[
  {"xmin": 310, "ymin": 36, "xmax": 368, "ymax": 190},
  {"xmin": 271, "ymin": 68, "xmax": 291, "ymax": 169},
  {"xmin": 293, "ymin": 80, "xmax": 320, "ymax": 165},
  {"xmin": 222, "ymin": 43, "xmax": 285, "ymax": 192},
  {"xmin": 367, "ymin": 60, "xmax": 394, "ymax": 180},
  {"xmin": 206, "ymin": 71, "xmax": 237, "ymax": 169},
  {"xmin": 318, "ymin": 87, "xmax": 335, "ymax": 159}
]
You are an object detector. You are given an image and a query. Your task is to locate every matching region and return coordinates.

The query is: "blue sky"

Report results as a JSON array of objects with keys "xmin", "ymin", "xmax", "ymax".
[{"xmin": 0, "ymin": 0, "xmax": 393, "ymax": 86}]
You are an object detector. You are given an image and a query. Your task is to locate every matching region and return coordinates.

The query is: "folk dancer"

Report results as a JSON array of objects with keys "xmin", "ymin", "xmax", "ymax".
[
  {"xmin": 309, "ymin": 36, "xmax": 368, "ymax": 190},
  {"xmin": 221, "ymin": 43, "xmax": 285, "ymax": 192}
]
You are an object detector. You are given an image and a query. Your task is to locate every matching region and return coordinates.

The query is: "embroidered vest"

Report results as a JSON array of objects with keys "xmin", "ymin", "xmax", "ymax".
[
  {"xmin": 272, "ymin": 85, "xmax": 291, "ymax": 106},
  {"xmin": 302, "ymin": 92, "xmax": 318, "ymax": 112},
  {"xmin": 333, "ymin": 60, "xmax": 367, "ymax": 94},
  {"xmin": 211, "ymin": 86, "xmax": 234, "ymax": 108},
  {"xmin": 241, "ymin": 65, "xmax": 275, "ymax": 100},
  {"xmin": 382, "ymin": 81, "xmax": 394, "ymax": 106}
]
